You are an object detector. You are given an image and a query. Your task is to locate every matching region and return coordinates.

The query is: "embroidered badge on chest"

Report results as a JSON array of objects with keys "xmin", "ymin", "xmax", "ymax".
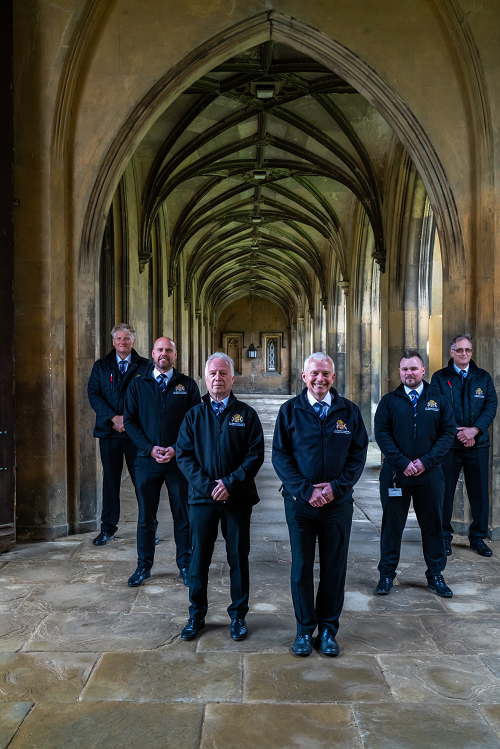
[
  {"xmin": 229, "ymin": 414, "xmax": 245, "ymax": 426},
  {"xmin": 334, "ymin": 419, "xmax": 350, "ymax": 434},
  {"xmin": 425, "ymin": 399, "xmax": 439, "ymax": 411},
  {"xmin": 474, "ymin": 388, "xmax": 485, "ymax": 398},
  {"xmin": 173, "ymin": 384, "xmax": 187, "ymax": 394}
]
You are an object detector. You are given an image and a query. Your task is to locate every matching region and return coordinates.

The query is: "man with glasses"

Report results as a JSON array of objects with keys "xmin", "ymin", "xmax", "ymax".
[{"xmin": 430, "ymin": 335, "xmax": 497, "ymax": 556}]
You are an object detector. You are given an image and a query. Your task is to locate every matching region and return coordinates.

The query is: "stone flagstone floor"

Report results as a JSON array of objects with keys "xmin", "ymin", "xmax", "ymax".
[{"xmin": 1, "ymin": 395, "xmax": 500, "ymax": 747}]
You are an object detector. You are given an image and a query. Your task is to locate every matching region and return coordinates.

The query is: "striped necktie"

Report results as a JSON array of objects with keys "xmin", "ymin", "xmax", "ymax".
[
  {"xmin": 460, "ymin": 369, "xmax": 467, "ymax": 384},
  {"xmin": 409, "ymin": 390, "xmax": 418, "ymax": 422},
  {"xmin": 212, "ymin": 401, "xmax": 223, "ymax": 420},
  {"xmin": 119, "ymin": 360, "xmax": 126, "ymax": 375},
  {"xmin": 313, "ymin": 400, "xmax": 327, "ymax": 421},
  {"xmin": 157, "ymin": 374, "xmax": 168, "ymax": 392}
]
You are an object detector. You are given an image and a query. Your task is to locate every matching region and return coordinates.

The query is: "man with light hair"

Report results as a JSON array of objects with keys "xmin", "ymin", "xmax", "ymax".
[
  {"xmin": 176, "ymin": 353, "xmax": 264, "ymax": 642},
  {"xmin": 88, "ymin": 324, "xmax": 149, "ymax": 546},
  {"xmin": 430, "ymin": 334, "xmax": 498, "ymax": 556},
  {"xmin": 124, "ymin": 337, "xmax": 201, "ymax": 586},
  {"xmin": 272, "ymin": 352, "xmax": 368, "ymax": 657}
]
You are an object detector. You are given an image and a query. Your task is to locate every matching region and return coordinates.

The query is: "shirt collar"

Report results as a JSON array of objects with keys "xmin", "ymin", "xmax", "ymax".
[
  {"xmin": 306, "ymin": 390, "xmax": 332, "ymax": 408},
  {"xmin": 404, "ymin": 382, "xmax": 424, "ymax": 397},
  {"xmin": 153, "ymin": 367, "xmax": 174, "ymax": 381},
  {"xmin": 116, "ymin": 353, "xmax": 132, "ymax": 365},
  {"xmin": 453, "ymin": 363, "xmax": 469, "ymax": 376},
  {"xmin": 210, "ymin": 394, "xmax": 230, "ymax": 410}
]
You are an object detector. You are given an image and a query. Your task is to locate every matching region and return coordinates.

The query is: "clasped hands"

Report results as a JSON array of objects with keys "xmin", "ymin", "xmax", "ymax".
[
  {"xmin": 308, "ymin": 482, "xmax": 334, "ymax": 507},
  {"xmin": 211, "ymin": 479, "xmax": 229, "ymax": 502},
  {"xmin": 150, "ymin": 446, "xmax": 176, "ymax": 464},
  {"xmin": 456, "ymin": 426, "xmax": 479, "ymax": 448},
  {"xmin": 403, "ymin": 459, "xmax": 425, "ymax": 477},
  {"xmin": 111, "ymin": 415, "xmax": 126, "ymax": 433}
]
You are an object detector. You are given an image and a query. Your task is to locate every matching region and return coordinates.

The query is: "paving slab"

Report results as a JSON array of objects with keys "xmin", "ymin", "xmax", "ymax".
[
  {"xmin": 196, "ymin": 613, "xmax": 296, "ymax": 652},
  {"xmin": 0, "ymin": 542, "xmax": 82, "ymax": 562},
  {"xmin": 380, "ymin": 654, "xmax": 500, "ymax": 703},
  {"xmin": 244, "ymin": 652, "xmax": 391, "ymax": 702},
  {"xmin": 0, "ymin": 703, "xmax": 32, "ymax": 749},
  {"xmin": 420, "ymin": 614, "xmax": 500, "ymax": 653},
  {"xmin": 338, "ymin": 614, "xmax": 439, "ymax": 654},
  {"xmin": 0, "ymin": 616, "xmax": 46, "ymax": 653},
  {"xmin": 7, "ymin": 702, "xmax": 203, "ymax": 749},
  {"xmin": 16, "ymin": 582, "xmax": 139, "ymax": 615},
  {"xmin": 0, "ymin": 653, "xmax": 97, "ymax": 702},
  {"xmin": 81, "ymin": 651, "xmax": 242, "ymax": 702},
  {"xmin": 200, "ymin": 703, "xmax": 361, "ymax": 749},
  {"xmin": 354, "ymin": 703, "xmax": 500, "ymax": 749},
  {"xmin": 0, "ymin": 561, "xmax": 111, "ymax": 586},
  {"xmin": 22, "ymin": 612, "xmax": 182, "ymax": 652},
  {"xmin": 479, "ymin": 704, "xmax": 500, "ymax": 739}
]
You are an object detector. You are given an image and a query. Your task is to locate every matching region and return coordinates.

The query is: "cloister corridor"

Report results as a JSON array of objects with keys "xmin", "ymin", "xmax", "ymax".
[{"xmin": 0, "ymin": 396, "xmax": 499, "ymax": 748}]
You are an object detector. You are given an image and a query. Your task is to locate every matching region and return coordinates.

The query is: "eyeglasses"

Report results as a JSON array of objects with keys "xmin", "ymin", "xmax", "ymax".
[{"xmin": 452, "ymin": 348, "xmax": 472, "ymax": 354}]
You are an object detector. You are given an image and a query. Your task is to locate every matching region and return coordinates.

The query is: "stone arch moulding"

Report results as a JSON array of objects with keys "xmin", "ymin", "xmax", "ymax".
[{"xmin": 78, "ymin": 10, "xmax": 465, "ymax": 278}]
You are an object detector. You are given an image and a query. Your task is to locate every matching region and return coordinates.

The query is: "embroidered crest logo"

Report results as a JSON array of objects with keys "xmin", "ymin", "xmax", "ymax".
[
  {"xmin": 425, "ymin": 400, "xmax": 439, "ymax": 411},
  {"xmin": 229, "ymin": 414, "xmax": 245, "ymax": 426},
  {"xmin": 334, "ymin": 419, "xmax": 350, "ymax": 434},
  {"xmin": 173, "ymin": 384, "xmax": 187, "ymax": 394},
  {"xmin": 475, "ymin": 388, "xmax": 485, "ymax": 398}
]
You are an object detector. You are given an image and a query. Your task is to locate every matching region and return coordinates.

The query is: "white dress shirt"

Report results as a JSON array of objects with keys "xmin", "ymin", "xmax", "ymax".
[
  {"xmin": 307, "ymin": 389, "xmax": 332, "ymax": 415},
  {"xmin": 404, "ymin": 382, "xmax": 424, "ymax": 398},
  {"xmin": 153, "ymin": 367, "xmax": 174, "ymax": 385},
  {"xmin": 210, "ymin": 394, "xmax": 230, "ymax": 413},
  {"xmin": 453, "ymin": 363, "xmax": 469, "ymax": 377},
  {"xmin": 116, "ymin": 353, "xmax": 132, "ymax": 373}
]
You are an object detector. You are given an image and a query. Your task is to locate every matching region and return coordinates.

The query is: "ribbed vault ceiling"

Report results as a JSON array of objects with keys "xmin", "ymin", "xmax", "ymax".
[{"xmin": 135, "ymin": 41, "xmax": 396, "ymax": 324}]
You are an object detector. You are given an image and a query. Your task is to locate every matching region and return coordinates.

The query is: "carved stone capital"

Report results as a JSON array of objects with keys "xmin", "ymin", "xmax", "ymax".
[{"xmin": 167, "ymin": 281, "xmax": 178, "ymax": 297}]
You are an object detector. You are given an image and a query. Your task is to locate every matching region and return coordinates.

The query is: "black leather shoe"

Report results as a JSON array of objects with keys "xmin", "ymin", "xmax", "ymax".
[
  {"xmin": 291, "ymin": 633, "xmax": 312, "ymax": 657},
  {"xmin": 127, "ymin": 566, "xmax": 151, "ymax": 587},
  {"xmin": 179, "ymin": 567, "xmax": 190, "ymax": 586},
  {"xmin": 318, "ymin": 628, "xmax": 339, "ymax": 657},
  {"xmin": 375, "ymin": 577, "xmax": 393, "ymax": 595},
  {"xmin": 181, "ymin": 617, "xmax": 205, "ymax": 641},
  {"xmin": 155, "ymin": 532, "xmax": 160, "ymax": 546},
  {"xmin": 444, "ymin": 537, "xmax": 452, "ymax": 556},
  {"xmin": 93, "ymin": 530, "xmax": 114, "ymax": 546},
  {"xmin": 470, "ymin": 539, "xmax": 493, "ymax": 557},
  {"xmin": 427, "ymin": 574, "xmax": 453, "ymax": 597},
  {"xmin": 230, "ymin": 618, "xmax": 248, "ymax": 641}
]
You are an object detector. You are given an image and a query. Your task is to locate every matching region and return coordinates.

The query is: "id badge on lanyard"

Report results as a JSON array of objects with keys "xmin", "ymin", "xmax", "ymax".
[{"xmin": 388, "ymin": 470, "xmax": 403, "ymax": 497}]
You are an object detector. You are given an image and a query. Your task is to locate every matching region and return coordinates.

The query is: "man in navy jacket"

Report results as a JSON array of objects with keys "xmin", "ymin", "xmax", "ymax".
[
  {"xmin": 430, "ymin": 335, "xmax": 498, "ymax": 556},
  {"xmin": 272, "ymin": 352, "xmax": 368, "ymax": 657},
  {"xmin": 124, "ymin": 337, "xmax": 201, "ymax": 587},
  {"xmin": 87, "ymin": 324, "xmax": 149, "ymax": 546},
  {"xmin": 374, "ymin": 349, "xmax": 455, "ymax": 598},
  {"xmin": 176, "ymin": 353, "xmax": 264, "ymax": 643}
]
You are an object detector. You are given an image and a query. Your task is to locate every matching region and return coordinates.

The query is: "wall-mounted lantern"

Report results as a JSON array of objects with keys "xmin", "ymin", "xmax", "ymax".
[{"xmin": 247, "ymin": 343, "xmax": 258, "ymax": 359}]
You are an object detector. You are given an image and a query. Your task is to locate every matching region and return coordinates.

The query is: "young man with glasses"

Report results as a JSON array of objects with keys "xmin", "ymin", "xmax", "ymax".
[{"xmin": 430, "ymin": 335, "xmax": 498, "ymax": 556}]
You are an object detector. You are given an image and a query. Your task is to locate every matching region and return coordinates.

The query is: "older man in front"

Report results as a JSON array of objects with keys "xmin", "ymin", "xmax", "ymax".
[
  {"xmin": 176, "ymin": 353, "xmax": 264, "ymax": 643},
  {"xmin": 272, "ymin": 352, "xmax": 368, "ymax": 657}
]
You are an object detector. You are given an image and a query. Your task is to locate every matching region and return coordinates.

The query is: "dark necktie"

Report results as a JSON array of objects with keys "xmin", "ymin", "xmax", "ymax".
[
  {"xmin": 157, "ymin": 374, "xmax": 168, "ymax": 392},
  {"xmin": 313, "ymin": 400, "xmax": 327, "ymax": 421},
  {"xmin": 119, "ymin": 360, "xmax": 126, "ymax": 375},
  {"xmin": 212, "ymin": 401, "xmax": 223, "ymax": 420},
  {"xmin": 460, "ymin": 369, "xmax": 467, "ymax": 384},
  {"xmin": 409, "ymin": 389, "xmax": 418, "ymax": 422}
]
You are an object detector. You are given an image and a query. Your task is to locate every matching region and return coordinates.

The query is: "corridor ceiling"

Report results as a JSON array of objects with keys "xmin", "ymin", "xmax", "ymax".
[{"xmin": 135, "ymin": 41, "xmax": 396, "ymax": 323}]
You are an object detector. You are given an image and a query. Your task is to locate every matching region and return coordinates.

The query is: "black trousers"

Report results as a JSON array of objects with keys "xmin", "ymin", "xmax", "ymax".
[
  {"xmin": 442, "ymin": 447, "xmax": 490, "ymax": 541},
  {"xmin": 284, "ymin": 495, "xmax": 353, "ymax": 637},
  {"xmin": 378, "ymin": 464, "xmax": 446, "ymax": 580},
  {"xmin": 135, "ymin": 458, "xmax": 190, "ymax": 570},
  {"xmin": 99, "ymin": 437, "xmax": 138, "ymax": 534},
  {"xmin": 188, "ymin": 501, "xmax": 252, "ymax": 621}
]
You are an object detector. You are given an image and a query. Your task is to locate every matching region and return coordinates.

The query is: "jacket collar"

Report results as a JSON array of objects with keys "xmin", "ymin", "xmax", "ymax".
[
  {"xmin": 295, "ymin": 386, "xmax": 345, "ymax": 415},
  {"xmin": 144, "ymin": 365, "xmax": 183, "ymax": 382},
  {"xmin": 393, "ymin": 380, "xmax": 430, "ymax": 398},
  {"xmin": 201, "ymin": 391, "xmax": 237, "ymax": 407},
  {"xmin": 106, "ymin": 348, "xmax": 144, "ymax": 367},
  {"xmin": 446, "ymin": 358, "xmax": 478, "ymax": 375}
]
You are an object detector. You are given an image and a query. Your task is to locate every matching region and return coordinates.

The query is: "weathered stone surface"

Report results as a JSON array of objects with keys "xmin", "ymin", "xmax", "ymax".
[
  {"xmin": 420, "ymin": 614, "xmax": 500, "ymax": 653},
  {"xmin": 0, "ymin": 653, "xmax": 97, "ymax": 702},
  {"xmin": 197, "ymin": 613, "xmax": 296, "ymax": 652},
  {"xmin": 2, "ymin": 543, "xmax": 82, "ymax": 562},
  {"xmin": 479, "ymin": 705, "xmax": 500, "ymax": 739},
  {"xmin": 8, "ymin": 702, "xmax": 203, "ymax": 749},
  {"xmin": 0, "ymin": 616, "xmax": 46, "ymax": 653},
  {"xmin": 22, "ymin": 612, "xmax": 182, "ymax": 652},
  {"xmin": 354, "ymin": 703, "xmax": 500, "ymax": 749},
  {"xmin": 201, "ymin": 703, "xmax": 361, "ymax": 749},
  {"xmin": 0, "ymin": 703, "xmax": 32, "ymax": 749},
  {"xmin": 380, "ymin": 654, "xmax": 500, "ymax": 703},
  {"xmin": 244, "ymin": 653, "xmax": 391, "ymax": 702},
  {"xmin": 16, "ymin": 582, "xmax": 139, "ymax": 615},
  {"xmin": 82, "ymin": 652, "xmax": 242, "ymax": 702},
  {"xmin": 338, "ymin": 614, "xmax": 439, "ymax": 654}
]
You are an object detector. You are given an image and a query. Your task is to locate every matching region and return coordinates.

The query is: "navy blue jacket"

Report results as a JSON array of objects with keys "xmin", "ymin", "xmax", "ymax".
[
  {"xmin": 87, "ymin": 349, "xmax": 150, "ymax": 439},
  {"xmin": 375, "ymin": 381, "xmax": 455, "ymax": 472},
  {"xmin": 176, "ymin": 393, "xmax": 264, "ymax": 505},
  {"xmin": 123, "ymin": 367, "xmax": 201, "ymax": 458},
  {"xmin": 272, "ymin": 387, "xmax": 368, "ymax": 505},
  {"xmin": 429, "ymin": 359, "xmax": 497, "ymax": 449}
]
